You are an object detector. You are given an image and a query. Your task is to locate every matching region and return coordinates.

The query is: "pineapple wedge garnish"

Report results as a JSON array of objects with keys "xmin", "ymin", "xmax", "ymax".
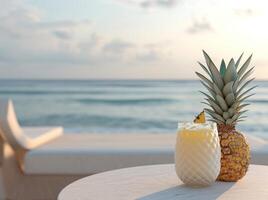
[{"xmin": 194, "ymin": 111, "xmax": 206, "ymax": 123}]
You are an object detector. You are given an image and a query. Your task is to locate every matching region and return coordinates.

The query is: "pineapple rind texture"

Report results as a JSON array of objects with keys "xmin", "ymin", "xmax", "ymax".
[{"xmin": 217, "ymin": 129, "xmax": 250, "ymax": 181}]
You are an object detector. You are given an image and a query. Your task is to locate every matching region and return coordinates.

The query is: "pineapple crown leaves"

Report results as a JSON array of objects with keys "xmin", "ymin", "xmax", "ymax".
[{"xmin": 196, "ymin": 50, "xmax": 257, "ymax": 126}]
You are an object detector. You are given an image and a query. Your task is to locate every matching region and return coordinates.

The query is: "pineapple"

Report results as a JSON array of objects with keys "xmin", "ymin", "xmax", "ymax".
[{"xmin": 196, "ymin": 50, "xmax": 256, "ymax": 182}]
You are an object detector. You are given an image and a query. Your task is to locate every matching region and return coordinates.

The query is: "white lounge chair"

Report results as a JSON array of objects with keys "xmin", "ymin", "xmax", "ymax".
[
  {"xmin": 0, "ymin": 99, "xmax": 68, "ymax": 200},
  {"xmin": 0, "ymin": 99, "xmax": 268, "ymax": 200},
  {"xmin": 0, "ymin": 99, "xmax": 174, "ymax": 199}
]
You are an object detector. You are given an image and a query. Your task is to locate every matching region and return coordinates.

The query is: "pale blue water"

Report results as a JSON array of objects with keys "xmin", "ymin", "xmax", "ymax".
[{"xmin": 0, "ymin": 80, "xmax": 267, "ymax": 138}]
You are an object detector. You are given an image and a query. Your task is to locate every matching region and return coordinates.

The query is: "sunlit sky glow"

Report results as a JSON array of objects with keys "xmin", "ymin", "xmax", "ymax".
[{"xmin": 1, "ymin": 0, "xmax": 268, "ymax": 79}]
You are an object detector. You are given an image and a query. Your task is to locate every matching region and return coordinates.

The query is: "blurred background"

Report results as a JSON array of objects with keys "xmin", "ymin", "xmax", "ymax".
[{"xmin": 0, "ymin": 0, "xmax": 267, "ymax": 137}]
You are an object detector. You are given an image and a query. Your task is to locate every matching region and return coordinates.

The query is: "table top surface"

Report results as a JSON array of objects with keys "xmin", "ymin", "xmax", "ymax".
[{"xmin": 58, "ymin": 164, "xmax": 268, "ymax": 200}]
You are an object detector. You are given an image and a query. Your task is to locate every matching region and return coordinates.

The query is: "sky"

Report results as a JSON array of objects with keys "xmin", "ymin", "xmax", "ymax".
[{"xmin": 0, "ymin": 0, "xmax": 268, "ymax": 79}]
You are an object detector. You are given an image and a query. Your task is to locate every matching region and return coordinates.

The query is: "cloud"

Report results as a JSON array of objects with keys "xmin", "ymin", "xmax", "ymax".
[
  {"xmin": 187, "ymin": 20, "xmax": 213, "ymax": 34},
  {"xmin": 140, "ymin": 0, "xmax": 177, "ymax": 8},
  {"xmin": 117, "ymin": 0, "xmax": 178, "ymax": 8},
  {"xmin": 0, "ymin": 0, "xmax": 173, "ymax": 79},
  {"xmin": 234, "ymin": 8, "xmax": 256, "ymax": 17},
  {"xmin": 0, "ymin": 0, "xmax": 166, "ymax": 65},
  {"xmin": 136, "ymin": 50, "xmax": 159, "ymax": 62},
  {"xmin": 0, "ymin": 2, "xmax": 123, "ymax": 66},
  {"xmin": 102, "ymin": 40, "xmax": 134, "ymax": 54},
  {"xmin": 53, "ymin": 30, "xmax": 72, "ymax": 40}
]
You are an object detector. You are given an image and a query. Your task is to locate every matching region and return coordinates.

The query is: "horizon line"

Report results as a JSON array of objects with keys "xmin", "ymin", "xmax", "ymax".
[{"xmin": 0, "ymin": 78, "xmax": 267, "ymax": 81}]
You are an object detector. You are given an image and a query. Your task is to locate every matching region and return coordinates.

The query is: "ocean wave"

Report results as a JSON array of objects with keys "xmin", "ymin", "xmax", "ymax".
[
  {"xmin": 248, "ymin": 99, "xmax": 268, "ymax": 104},
  {"xmin": 21, "ymin": 114, "xmax": 178, "ymax": 130},
  {"xmin": 1, "ymin": 79, "xmax": 267, "ymax": 135},
  {"xmin": 77, "ymin": 98, "xmax": 177, "ymax": 105},
  {"xmin": 21, "ymin": 113, "xmax": 268, "ymax": 134},
  {"xmin": 0, "ymin": 89, "xmax": 190, "ymax": 95},
  {"xmin": 0, "ymin": 90, "xmax": 106, "ymax": 95}
]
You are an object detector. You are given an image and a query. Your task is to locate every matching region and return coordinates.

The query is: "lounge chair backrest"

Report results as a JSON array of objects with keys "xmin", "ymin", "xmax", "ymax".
[{"xmin": 0, "ymin": 99, "xmax": 30, "ymax": 151}]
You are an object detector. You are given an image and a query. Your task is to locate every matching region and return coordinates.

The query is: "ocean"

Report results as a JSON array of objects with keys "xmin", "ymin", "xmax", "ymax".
[{"xmin": 0, "ymin": 80, "xmax": 267, "ymax": 138}]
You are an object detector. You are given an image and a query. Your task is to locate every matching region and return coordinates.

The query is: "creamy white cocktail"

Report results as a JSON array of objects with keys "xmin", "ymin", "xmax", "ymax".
[{"xmin": 175, "ymin": 122, "xmax": 221, "ymax": 187}]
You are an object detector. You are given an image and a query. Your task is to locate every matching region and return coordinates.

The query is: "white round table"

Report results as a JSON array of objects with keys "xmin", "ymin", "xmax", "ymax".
[{"xmin": 58, "ymin": 164, "xmax": 268, "ymax": 200}]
